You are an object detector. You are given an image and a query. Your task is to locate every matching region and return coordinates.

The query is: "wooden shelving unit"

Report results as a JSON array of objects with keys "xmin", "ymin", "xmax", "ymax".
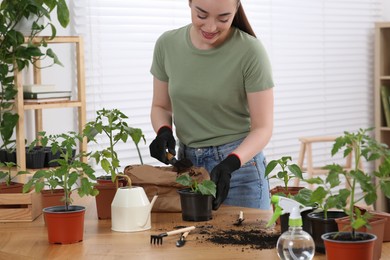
[
  {"xmin": 13, "ymin": 36, "xmax": 87, "ymax": 175},
  {"xmin": 374, "ymin": 22, "xmax": 390, "ymax": 212}
]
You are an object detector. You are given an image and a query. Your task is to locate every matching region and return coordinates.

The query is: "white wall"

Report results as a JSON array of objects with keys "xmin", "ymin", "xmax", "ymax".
[{"xmin": 384, "ymin": 0, "xmax": 390, "ymax": 20}]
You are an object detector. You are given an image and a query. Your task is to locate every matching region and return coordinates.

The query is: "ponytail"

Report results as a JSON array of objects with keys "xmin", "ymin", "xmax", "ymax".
[{"xmin": 232, "ymin": 2, "xmax": 256, "ymax": 38}]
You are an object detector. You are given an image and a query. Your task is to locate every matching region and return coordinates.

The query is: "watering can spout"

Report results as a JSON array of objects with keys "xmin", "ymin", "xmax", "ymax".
[
  {"xmin": 149, "ymin": 195, "xmax": 158, "ymax": 211},
  {"xmin": 138, "ymin": 195, "xmax": 158, "ymax": 228}
]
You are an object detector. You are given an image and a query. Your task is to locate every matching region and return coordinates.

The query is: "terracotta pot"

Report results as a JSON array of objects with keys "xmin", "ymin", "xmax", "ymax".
[
  {"xmin": 370, "ymin": 211, "xmax": 390, "ymax": 242},
  {"xmin": 0, "ymin": 182, "xmax": 24, "ymax": 193},
  {"xmin": 177, "ymin": 188, "xmax": 212, "ymax": 221},
  {"xmin": 43, "ymin": 205, "xmax": 85, "ymax": 244},
  {"xmin": 95, "ymin": 176, "xmax": 128, "ymax": 219},
  {"xmin": 41, "ymin": 189, "xmax": 66, "ymax": 209},
  {"xmin": 354, "ymin": 205, "xmax": 390, "ymax": 242},
  {"xmin": 335, "ymin": 216, "xmax": 387, "ymax": 260},
  {"xmin": 307, "ymin": 211, "xmax": 347, "ymax": 253},
  {"xmin": 322, "ymin": 232, "xmax": 376, "ymax": 260}
]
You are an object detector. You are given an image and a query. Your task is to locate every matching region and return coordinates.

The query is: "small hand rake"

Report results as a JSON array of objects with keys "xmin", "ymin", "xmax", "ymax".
[{"xmin": 150, "ymin": 226, "xmax": 195, "ymax": 245}]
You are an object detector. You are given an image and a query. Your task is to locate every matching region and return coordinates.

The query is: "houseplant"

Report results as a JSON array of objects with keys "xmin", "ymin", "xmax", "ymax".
[
  {"xmin": 317, "ymin": 128, "xmax": 390, "ymax": 260},
  {"xmin": 0, "ymin": 0, "xmax": 70, "ymax": 161},
  {"xmin": 265, "ymin": 156, "xmax": 304, "ymax": 196},
  {"xmin": 0, "ymin": 161, "xmax": 28, "ymax": 193},
  {"xmin": 83, "ymin": 108, "xmax": 145, "ymax": 219},
  {"xmin": 22, "ymin": 131, "xmax": 99, "ymax": 244},
  {"xmin": 304, "ymin": 168, "xmax": 349, "ymax": 253},
  {"xmin": 176, "ymin": 173, "xmax": 216, "ymax": 221}
]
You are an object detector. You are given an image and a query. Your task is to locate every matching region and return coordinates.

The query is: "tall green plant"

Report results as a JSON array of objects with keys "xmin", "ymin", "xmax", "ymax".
[
  {"xmin": 84, "ymin": 108, "xmax": 146, "ymax": 181},
  {"xmin": 265, "ymin": 156, "xmax": 303, "ymax": 191},
  {"xmin": 306, "ymin": 128, "xmax": 390, "ymax": 239},
  {"xmin": 0, "ymin": 0, "xmax": 69, "ymax": 153},
  {"xmin": 23, "ymin": 131, "xmax": 98, "ymax": 210}
]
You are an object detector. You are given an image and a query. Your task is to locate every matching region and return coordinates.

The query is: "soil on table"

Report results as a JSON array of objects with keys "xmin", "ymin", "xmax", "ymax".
[{"xmin": 176, "ymin": 218, "xmax": 280, "ymax": 251}]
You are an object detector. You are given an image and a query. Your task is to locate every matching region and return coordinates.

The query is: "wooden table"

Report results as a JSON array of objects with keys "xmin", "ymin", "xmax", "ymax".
[{"xmin": 0, "ymin": 195, "xmax": 389, "ymax": 260}]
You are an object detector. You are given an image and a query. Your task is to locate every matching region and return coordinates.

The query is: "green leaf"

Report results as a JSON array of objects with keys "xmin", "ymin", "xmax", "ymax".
[
  {"xmin": 198, "ymin": 180, "xmax": 216, "ymax": 197},
  {"xmin": 57, "ymin": 0, "xmax": 70, "ymax": 28},
  {"xmin": 176, "ymin": 174, "xmax": 193, "ymax": 187}
]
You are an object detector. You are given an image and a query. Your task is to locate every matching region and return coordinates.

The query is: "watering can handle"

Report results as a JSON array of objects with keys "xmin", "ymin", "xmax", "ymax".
[{"xmin": 115, "ymin": 173, "xmax": 132, "ymax": 188}]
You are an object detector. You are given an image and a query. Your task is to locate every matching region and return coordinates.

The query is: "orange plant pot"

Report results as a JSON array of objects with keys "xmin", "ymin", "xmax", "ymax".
[
  {"xmin": 43, "ymin": 205, "xmax": 85, "ymax": 244},
  {"xmin": 0, "ymin": 182, "xmax": 24, "ymax": 193},
  {"xmin": 95, "ymin": 177, "xmax": 127, "ymax": 219},
  {"xmin": 322, "ymin": 232, "xmax": 376, "ymax": 260},
  {"xmin": 335, "ymin": 216, "xmax": 387, "ymax": 260}
]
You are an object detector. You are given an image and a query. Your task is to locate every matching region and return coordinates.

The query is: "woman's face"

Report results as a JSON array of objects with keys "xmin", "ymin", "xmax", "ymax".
[{"xmin": 189, "ymin": 0, "xmax": 238, "ymax": 49}]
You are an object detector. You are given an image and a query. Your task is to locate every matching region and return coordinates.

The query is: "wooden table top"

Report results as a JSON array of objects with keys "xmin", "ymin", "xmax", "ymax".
[{"xmin": 0, "ymin": 195, "xmax": 389, "ymax": 260}]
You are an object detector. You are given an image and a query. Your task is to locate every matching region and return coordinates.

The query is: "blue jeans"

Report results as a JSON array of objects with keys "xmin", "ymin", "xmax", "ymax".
[{"xmin": 178, "ymin": 139, "xmax": 271, "ymax": 210}]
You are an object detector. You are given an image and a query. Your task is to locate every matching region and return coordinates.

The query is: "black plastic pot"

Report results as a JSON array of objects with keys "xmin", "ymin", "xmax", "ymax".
[
  {"xmin": 5, "ymin": 150, "xmax": 16, "ymax": 163},
  {"xmin": 307, "ymin": 211, "xmax": 347, "ymax": 253},
  {"xmin": 26, "ymin": 147, "xmax": 45, "ymax": 169},
  {"xmin": 280, "ymin": 208, "xmax": 315, "ymax": 235},
  {"xmin": 177, "ymin": 188, "xmax": 213, "ymax": 221},
  {"xmin": 0, "ymin": 149, "xmax": 7, "ymax": 163}
]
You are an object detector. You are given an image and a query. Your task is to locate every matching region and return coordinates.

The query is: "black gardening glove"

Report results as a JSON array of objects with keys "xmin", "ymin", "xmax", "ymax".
[
  {"xmin": 149, "ymin": 126, "xmax": 176, "ymax": 164},
  {"xmin": 210, "ymin": 154, "xmax": 241, "ymax": 210}
]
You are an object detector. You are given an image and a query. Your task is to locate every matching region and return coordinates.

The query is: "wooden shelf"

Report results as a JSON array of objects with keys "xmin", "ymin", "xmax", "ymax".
[
  {"xmin": 13, "ymin": 36, "xmax": 86, "ymax": 180},
  {"xmin": 374, "ymin": 23, "xmax": 390, "ymax": 212},
  {"xmin": 23, "ymin": 100, "xmax": 83, "ymax": 110}
]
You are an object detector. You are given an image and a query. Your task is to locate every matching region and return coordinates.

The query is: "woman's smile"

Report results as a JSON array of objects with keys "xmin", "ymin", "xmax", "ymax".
[{"xmin": 201, "ymin": 30, "xmax": 219, "ymax": 40}]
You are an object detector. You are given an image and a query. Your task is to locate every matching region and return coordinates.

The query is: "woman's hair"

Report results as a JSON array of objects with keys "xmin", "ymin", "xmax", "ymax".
[{"xmin": 232, "ymin": 2, "xmax": 256, "ymax": 38}]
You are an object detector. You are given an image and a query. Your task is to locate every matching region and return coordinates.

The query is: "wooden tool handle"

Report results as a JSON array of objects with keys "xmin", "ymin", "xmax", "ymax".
[
  {"xmin": 166, "ymin": 226, "xmax": 195, "ymax": 236},
  {"xmin": 166, "ymin": 152, "xmax": 176, "ymax": 161}
]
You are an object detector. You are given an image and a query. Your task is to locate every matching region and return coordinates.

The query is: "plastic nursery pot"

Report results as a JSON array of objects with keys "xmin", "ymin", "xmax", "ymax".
[
  {"xmin": 177, "ymin": 188, "xmax": 213, "ymax": 222},
  {"xmin": 43, "ymin": 205, "xmax": 85, "ymax": 244},
  {"xmin": 0, "ymin": 182, "xmax": 24, "ymax": 193},
  {"xmin": 336, "ymin": 216, "xmax": 387, "ymax": 260},
  {"xmin": 307, "ymin": 211, "xmax": 347, "ymax": 253},
  {"xmin": 41, "ymin": 189, "xmax": 66, "ymax": 209},
  {"xmin": 321, "ymin": 232, "xmax": 376, "ymax": 260},
  {"xmin": 25, "ymin": 147, "xmax": 45, "ymax": 169},
  {"xmin": 95, "ymin": 176, "xmax": 128, "ymax": 219}
]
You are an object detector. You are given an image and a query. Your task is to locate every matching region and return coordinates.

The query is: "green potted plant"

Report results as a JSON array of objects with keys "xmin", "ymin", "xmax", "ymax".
[
  {"xmin": 176, "ymin": 173, "xmax": 216, "ymax": 221},
  {"xmin": 316, "ymin": 128, "xmax": 390, "ymax": 260},
  {"xmin": 22, "ymin": 131, "xmax": 99, "ymax": 244},
  {"xmin": 265, "ymin": 156, "xmax": 304, "ymax": 197},
  {"xmin": 0, "ymin": 0, "xmax": 70, "ymax": 162},
  {"xmin": 304, "ymin": 169, "xmax": 349, "ymax": 253},
  {"xmin": 0, "ymin": 161, "xmax": 28, "ymax": 193},
  {"xmin": 83, "ymin": 108, "xmax": 145, "ymax": 219}
]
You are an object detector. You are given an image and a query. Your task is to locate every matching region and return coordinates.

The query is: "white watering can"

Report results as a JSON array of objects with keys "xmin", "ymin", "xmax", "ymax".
[{"xmin": 111, "ymin": 174, "xmax": 158, "ymax": 232}]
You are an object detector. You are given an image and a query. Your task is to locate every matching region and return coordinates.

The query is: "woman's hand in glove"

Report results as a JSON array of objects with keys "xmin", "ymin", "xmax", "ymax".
[
  {"xmin": 210, "ymin": 154, "xmax": 241, "ymax": 210},
  {"xmin": 149, "ymin": 126, "xmax": 176, "ymax": 164}
]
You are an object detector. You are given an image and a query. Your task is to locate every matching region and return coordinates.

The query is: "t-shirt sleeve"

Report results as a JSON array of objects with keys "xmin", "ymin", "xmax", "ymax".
[
  {"xmin": 150, "ymin": 33, "xmax": 169, "ymax": 82},
  {"xmin": 243, "ymin": 40, "xmax": 274, "ymax": 93}
]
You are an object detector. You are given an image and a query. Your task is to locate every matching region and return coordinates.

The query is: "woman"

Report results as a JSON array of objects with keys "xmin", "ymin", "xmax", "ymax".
[{"xmin": 149, "ymin": 0, "xmax": 274, "ymax": 210}]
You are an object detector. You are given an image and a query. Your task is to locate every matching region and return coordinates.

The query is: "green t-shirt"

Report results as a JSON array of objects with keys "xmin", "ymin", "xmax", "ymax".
[{"xmin": 151, "ymin": 24, "xmax": 274, "ymax": 148}]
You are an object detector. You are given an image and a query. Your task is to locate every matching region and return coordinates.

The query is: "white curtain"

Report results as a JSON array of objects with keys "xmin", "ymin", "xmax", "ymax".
[{"xmin": 71, "ymin": 0, "xmax": 382, "ymax": 179}]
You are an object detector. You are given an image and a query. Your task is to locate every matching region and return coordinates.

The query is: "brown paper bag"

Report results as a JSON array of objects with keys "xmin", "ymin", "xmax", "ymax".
[{"xmin": 124, "ymin": 164, "xmax": 209, "ymax": 212}]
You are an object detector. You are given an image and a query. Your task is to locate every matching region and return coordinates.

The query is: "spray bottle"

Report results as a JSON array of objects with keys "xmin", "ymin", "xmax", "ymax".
[{"xmin": 276, "ymin": 206, "xmax": 315, "ymax": 260}]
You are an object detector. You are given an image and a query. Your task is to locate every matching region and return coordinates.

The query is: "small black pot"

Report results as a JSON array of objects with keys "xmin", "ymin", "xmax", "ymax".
[
  {"xmin": 177, "ymin": 188, "xmax": 213, "ymax": 221},
  {"xmin": 44, "ymin": 146, "xmax": 61, "ymax": 167},
  {"xmin": 5, "ymin": 150, "xmax": 16, "ymax": 163},
  {"xmin": 280, "ymin": 208, "xmax": 315, "ymax": 235},
  {"xmin": 0, "ymin": 149, "xmax": 7, "ymax": 163},
  {"xmin": 26, "ymin": 147, "xmax": 45, "ymax": 169},
  {"xmin": 307, "ymin": 211, "xmax": 347, "ymax": 253}
]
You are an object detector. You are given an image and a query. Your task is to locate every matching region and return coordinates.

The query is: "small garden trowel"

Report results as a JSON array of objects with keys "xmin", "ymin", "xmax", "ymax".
[{"xmin": 166, "ymin": 152, "xmax": 193, "ymax": 172}]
